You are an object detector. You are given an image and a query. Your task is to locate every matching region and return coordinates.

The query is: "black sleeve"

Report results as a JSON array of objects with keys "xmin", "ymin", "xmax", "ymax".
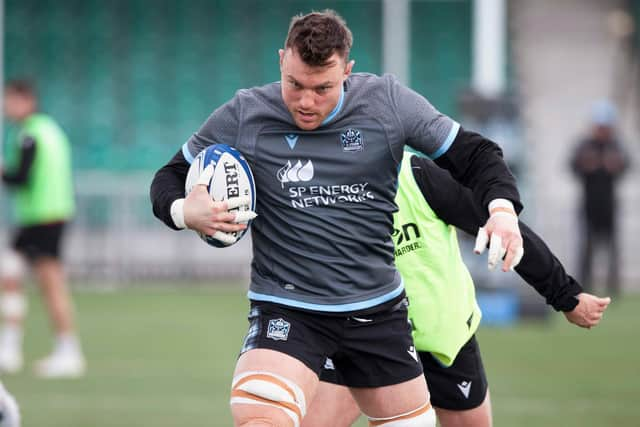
[
  {"xmin": 514, "ymin": 222, "xmax": 582, "ymax": 312},
  {"xmin": 150, "ymin": 149, "xmax": 190, "ymax": 230},
  {"xmin": 434, "ymin": 127, "xmax": 522, "ymax": 214},
  {"xmin": 411, "ymin": 157, "xmax": 582, "ymax": 312},
  {"xmin": 410, "ymin": 155, "xmax": 486, "ymax": 236},
  {"xmin": 1, "ymin": 136, "xmax": 36, "ymax": 186}
]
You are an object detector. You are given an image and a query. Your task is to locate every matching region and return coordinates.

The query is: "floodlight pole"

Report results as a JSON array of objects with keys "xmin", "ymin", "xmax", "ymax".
[
  {"xmin": 383, "ymin": 0, "xmax": 410, "ymax": 85},
  {"xmin": 472, "ymin": 0, "xmax": 507, "ymax": 98},
  {"xmin": 0, "ymin": 0, "xmax": 4, "ymax": 164}
]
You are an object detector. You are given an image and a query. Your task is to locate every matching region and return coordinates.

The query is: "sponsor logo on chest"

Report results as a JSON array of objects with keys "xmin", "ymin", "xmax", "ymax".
[{"xmin": 271, "ymin": 130, "xmax": 376, "ymax": 208}]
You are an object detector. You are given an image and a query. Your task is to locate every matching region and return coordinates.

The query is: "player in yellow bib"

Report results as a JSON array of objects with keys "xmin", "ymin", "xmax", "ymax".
[
  {"xmin": 303, "ymin": 151, "xmax": 610, "ymax": 427},
  {"xmin": 0, "ymin": 80, "xmax": 85, "ymax": 378}
]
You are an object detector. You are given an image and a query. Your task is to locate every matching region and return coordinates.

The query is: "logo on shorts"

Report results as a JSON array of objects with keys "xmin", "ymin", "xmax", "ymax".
[
  {"xmin": 324, "ymin": 358, "xmax": 335, "ymax": 370},
  {"xmin": 341, "ymin": 128, "xmax": 364, "ymax": 152},
  {"xmin": 407, "ymin": 345, "xmax": 419, "ymax": 362},
  {"xmin": 457, "ymin": 381, "xmax": 472, "ymax": 399},
  {"xmin": 266, "ymin": 318, "xmax": 290, "ymax": 341}
]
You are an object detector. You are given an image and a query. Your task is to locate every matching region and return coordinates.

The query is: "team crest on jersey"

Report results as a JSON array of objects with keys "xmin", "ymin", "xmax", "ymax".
[
  {"xmin": 340, "ymin": 128, "xmax": 364, "ymax": 152},
  {"xmin": 267, "ymin": 318, "xmax": 290, "ymax": 341}
]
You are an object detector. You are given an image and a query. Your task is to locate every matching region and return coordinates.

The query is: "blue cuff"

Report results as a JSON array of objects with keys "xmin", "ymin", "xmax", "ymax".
[
  {"xmin": 182, "ymin": 143, "xmax": 195, "ymax": 164},
  {"xmin": 429, "ymin": 121, "xmax": 460, "ymax": 160}
]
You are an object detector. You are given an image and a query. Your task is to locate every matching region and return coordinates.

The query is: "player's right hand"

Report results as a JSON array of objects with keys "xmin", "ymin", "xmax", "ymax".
[
  {"xmin": 564, "ymin": 293, "xmax": 611, "ymax": 329},
  {"xmin": 183, "ymin": 165, "xmax": 256, "ymax": 240}
]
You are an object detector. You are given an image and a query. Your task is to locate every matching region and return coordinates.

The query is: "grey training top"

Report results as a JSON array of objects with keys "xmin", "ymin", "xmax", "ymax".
[{"xmin": 183, "ymin": 72, "xmax": 459, "ymax": 313}]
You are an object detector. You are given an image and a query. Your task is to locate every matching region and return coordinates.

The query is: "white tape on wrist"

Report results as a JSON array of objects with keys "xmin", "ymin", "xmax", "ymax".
[
  {"xmin": 170, "ymin": 198, "xmax": 186, "ymax": 229},
  {"xmin": 488, "ymin": 198, "xmax": 516, "ymax": 217}
]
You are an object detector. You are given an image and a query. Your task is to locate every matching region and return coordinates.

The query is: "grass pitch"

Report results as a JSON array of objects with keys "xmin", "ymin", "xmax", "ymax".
[{"xmin": 2, "ymin": 286, "xmax": 638, "ymax": 426}]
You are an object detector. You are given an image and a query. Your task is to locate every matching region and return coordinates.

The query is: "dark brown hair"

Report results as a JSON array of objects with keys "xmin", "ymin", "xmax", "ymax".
[
  {"xmin": 5, "ymin": 79, "xmax": 36, "ymax": 99},
  {"xmin": 285, "ymin": 10, "xmax": 353, "ymax": 66}
]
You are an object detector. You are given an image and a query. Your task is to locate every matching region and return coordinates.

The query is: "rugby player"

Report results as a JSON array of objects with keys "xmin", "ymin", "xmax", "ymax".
[
  {"xmin": 151, "ymin": 10, "xmax": 525, "ymax": 427},
  {"xmin": 303, "ymin": 152, "xmax": 610, "ymax": 427},
  {"xmin": 0, "ymin": 80, "xmax": 85, "ymax": 378}
]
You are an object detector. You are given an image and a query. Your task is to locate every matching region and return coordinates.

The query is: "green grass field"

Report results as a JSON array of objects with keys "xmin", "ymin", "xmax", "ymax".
[{"xmin": 2, "ymin": 286, "xmax": 639, "ymax": 426}]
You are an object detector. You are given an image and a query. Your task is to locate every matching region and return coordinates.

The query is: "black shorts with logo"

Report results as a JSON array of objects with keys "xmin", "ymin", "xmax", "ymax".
[
  {"xmin": 418, "ymin": 335, "xmax": 488, "ymax": 410},
  {"xmin": 11, "ymin": 222, "xmax": 67, "ymax": 261},
  {"xmin": 321, "ymin": 334, "xmax": 488, "ymax": 410},
  {"xmin": 240, "ymin": 296, "xmax": 423, "ymax": 388}
]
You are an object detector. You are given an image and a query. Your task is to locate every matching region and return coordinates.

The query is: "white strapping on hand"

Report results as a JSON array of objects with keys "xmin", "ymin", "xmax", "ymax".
[
  {"xmin": 510, "ymin": 245, "xmax": 524, "ymax": 270},
  {"xmin": 197, "ymin": 164, "xmax": 215, "ymax": 186},
  {"xmin": 234, "ymin": 211, "xmax": 258, "ymax": 223},
  {"xmin": 488, "ymin": 234, "xmax": 505, "ymax": 270},
  {"xmin": 474, "ymin": 227, "xmax": 489, "ymax": 254},
  {"xmin": 212, "ymin": 231, "xmax": 237, "ymax": 245}
]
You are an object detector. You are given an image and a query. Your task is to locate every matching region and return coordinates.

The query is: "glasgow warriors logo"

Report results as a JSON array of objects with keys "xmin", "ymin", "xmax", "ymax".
[
  {"xmin": 341, "ymin": 128, "xmax": 364, "ymax": 152},
  {"xmin": 266, "ymin": 318, "xmax": 290, "ymax": 341}
]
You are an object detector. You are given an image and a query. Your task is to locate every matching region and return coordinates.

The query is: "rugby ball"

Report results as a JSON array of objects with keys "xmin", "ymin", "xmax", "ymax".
[{"xmin": 185, "ymin": 144, "xmax": 256, "ymax": 247}]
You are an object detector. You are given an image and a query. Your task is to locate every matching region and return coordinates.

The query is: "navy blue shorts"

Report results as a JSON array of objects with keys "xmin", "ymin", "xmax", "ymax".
[
  {"xmin": 240, "ymin": 297, "xmax": 423, "ymax": 388},
  {"xmin": 321, "ymin": 334, "xmax": 488, "ymax": 410},
  {"xmin": 418, "ymin": 335, "xmax": 488, "ymax": 410}
]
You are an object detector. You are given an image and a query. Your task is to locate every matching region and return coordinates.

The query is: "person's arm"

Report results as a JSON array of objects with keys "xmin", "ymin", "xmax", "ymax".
[
  {"xmin": 151, "ymin": 94, "xmax": 251, "ymax": 241},
  {"xmin": 150, "ymin": 149, "xmax": 190, "ymax": 230},
  {"xmin": 433, "ymin": 127, "xmax": 524, "ymax": 271},
  {"xmin": 517, "ymin": 223, "xmax": 610, "ymax": 328},
  {"xmin": 409, "ymin": 155, "xmax": 484, "ymax": 236},
  {"xmin": 432, "ymin": 128, "xmax": 521, "ymax": 214},
  {"xmin": 150, "ymin": 148, "xmax": 249, "ymax": 241},
  {"xmin": 1, "ymin": 136, "xmax": 36, "ymax": 187},
  {"xmin": 410, "ymin": 156, "xmax": 600, "ymax": 317},
  {"xmin": 514, "ymin": 222, "xmax": 583, "ymax": 312},
  {"xmin": 390, "ymin": 76, "xmax": 522, "ymax": 270},
  {"xmin": 605, "ymin": 141, "xmax": 630, "ymax": 177},
  {"xmin": 389, "ymin": 78, "xmax": 520, "ymax": 213}
]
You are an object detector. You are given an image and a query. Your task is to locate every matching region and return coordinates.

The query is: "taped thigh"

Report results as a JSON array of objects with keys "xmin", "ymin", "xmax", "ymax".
[
  {"xmin": 0, "ymin": 251, "xmax": 26, "ymax": 280},
  {"xmin": 367, "ymin": 402, "xmax": 436, "ymax": 427},
  {"xmin": 230, "ymin": 371, "xmax": 307, "ymax": 427},
  {"xmin": 0, "ymin": 292, "xmax": 27, "ymax": 319}
]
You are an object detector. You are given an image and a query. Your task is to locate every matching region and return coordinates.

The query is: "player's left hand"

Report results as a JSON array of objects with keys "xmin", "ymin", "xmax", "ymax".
[
  {"xmin": 474, "ymin": 206, "xmax": 523, "ymax": 272},
  {"xmin": 564, "ymin": 293, "xmax": 611, "ymax": 329}
]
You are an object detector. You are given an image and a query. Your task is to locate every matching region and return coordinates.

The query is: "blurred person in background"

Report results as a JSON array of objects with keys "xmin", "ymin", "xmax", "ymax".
[
  {"xmin": 571, "ymin": 100, "xmax": 629, "ymax": 297},
  {"xmin": 303, "ymin": 152, "xmax": 610, "ymax": 427},
  {"xmin": 0, "ymin": 80, "xmax": 85, "ymax": 378}
]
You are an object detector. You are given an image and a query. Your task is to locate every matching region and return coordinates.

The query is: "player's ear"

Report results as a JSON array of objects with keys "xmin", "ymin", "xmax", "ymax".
[
  {"xmin": 344, "ymin": 59, "xmax": 355, "ymax": 78},
  {"xmin": 278, "ymin": 49, "xmax": 285, "ymax": 69}
]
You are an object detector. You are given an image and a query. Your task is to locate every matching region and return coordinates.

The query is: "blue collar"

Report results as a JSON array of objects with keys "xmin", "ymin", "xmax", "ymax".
[{"xmin": 321, "ymin": 85, "xmax": 345, "ymax": 126}]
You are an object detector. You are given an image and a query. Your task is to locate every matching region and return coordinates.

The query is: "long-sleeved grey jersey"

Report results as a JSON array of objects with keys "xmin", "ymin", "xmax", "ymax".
[{"xmin": 182, "ymin": 72, "xmax": 460, "ymax": 312}]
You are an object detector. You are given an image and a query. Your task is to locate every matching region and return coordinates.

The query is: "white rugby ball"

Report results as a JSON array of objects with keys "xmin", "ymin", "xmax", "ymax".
[{"xmin": 185, "ymin": 144, "xmax": 256, "ymax": 247}]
